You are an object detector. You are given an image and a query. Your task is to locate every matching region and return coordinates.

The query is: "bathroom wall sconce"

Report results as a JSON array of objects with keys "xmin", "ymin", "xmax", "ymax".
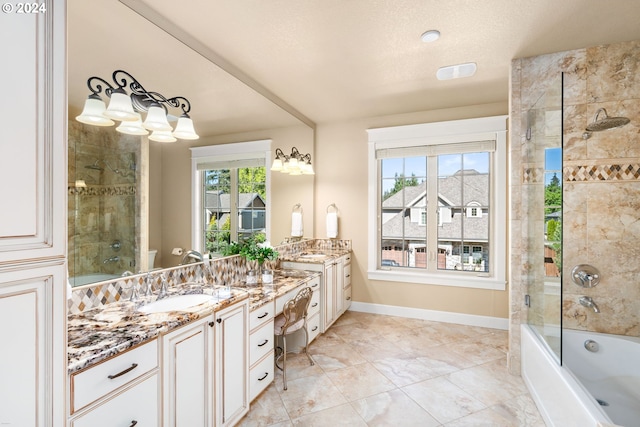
[
  {"xmin": 75, "ymin": 69, "xmax": 199, "ymax": 142},
  {"xmin": 271, "ymin": 147, "xmax": 315, "ymax": 175}
]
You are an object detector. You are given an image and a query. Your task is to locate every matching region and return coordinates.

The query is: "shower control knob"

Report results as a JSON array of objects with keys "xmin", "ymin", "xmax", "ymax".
[{"xmin": 571, "ymin": 264, "xmax": 600, "ymax": 288}]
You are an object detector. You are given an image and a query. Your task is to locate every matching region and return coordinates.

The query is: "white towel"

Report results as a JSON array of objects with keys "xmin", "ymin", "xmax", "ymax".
[
  {"xmin": 291, "ymin": 211, "xmax": 303, "ymax": 237},
  {"xmin": 326, "ymin": 212, "xmax": 338, "ymax": 238}
]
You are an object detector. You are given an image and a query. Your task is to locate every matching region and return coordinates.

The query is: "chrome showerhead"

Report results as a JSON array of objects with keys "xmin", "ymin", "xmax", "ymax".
[{"xmin": 585, "ymin": 108, "xmax": 630, "ymax": 132}]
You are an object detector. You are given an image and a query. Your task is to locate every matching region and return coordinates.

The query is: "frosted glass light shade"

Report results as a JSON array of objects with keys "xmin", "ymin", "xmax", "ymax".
[
  {"xmin": 116, "ymin": 114, "xmax": 149, "ymax": 136},
  {"xmin": 76, "ymin": 96, "xmax": 114, "ymax": 126},
  {"xmin": 302, "ymin": 162, "xmax": 315, "ymax": 175},
  {"xmin": 143, "ymin": 105, "xmax": 172, "ymax": 131},
  {"xmin": 103, "ymin": 91, "xmax": 138, "ymax": 121},
  {"xmin": 271, "ymin": 158, "xmax": 283, "ymax": 171},
  {"xmin": 148, "ymin": 130, "xmax": 177, "ymax": 143},
  {"xmin": 172, "ymin": 116, "xmax": 199, "ymax": 140}
]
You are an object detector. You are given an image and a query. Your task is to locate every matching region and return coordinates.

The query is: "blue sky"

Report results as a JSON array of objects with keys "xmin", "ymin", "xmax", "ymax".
[{"xmin": 545, "ymin": 147, "xmax": 562, "ymax": 185}]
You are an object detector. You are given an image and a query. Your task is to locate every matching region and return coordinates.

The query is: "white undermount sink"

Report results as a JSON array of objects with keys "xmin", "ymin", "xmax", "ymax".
[{"xmin": 138, "ymin": 294, "xmax": 214, "ymax": 314}]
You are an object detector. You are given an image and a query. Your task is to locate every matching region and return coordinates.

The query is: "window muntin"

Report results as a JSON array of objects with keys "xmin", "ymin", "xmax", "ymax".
[
  {"xmin": 368, "ymin": 116, "xmax": 507, "ymax": 290},
  {"xmin": 380, "ymin": 150, "xmax": 491, "ymax": 273},
  {"xmin": 202, "ymin": 166, "xmax": 266, "ymax": 255},
  {"xmin": 191, "ymin": 140, "xmax": 271, "ymax": 257}
]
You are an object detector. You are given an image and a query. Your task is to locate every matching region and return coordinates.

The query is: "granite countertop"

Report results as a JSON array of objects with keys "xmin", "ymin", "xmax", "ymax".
[
  {"xmin": 68, "ymin": 269, "xmax": 320, "ymax": 375},
  {"xmin": 278, "ymin": 248, "xmax": 351, "ymax": 263}
]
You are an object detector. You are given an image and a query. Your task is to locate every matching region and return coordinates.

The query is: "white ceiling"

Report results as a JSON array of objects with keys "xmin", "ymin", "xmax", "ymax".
[{"xmin": 68, "ymin": 0, "xmax": 640, "ymax": 137}]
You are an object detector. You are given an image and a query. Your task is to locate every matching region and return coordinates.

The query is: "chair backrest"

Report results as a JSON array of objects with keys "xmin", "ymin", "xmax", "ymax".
[{"xmin": 280, "ymin": 287, "xmax": 312, "ymax": 333}]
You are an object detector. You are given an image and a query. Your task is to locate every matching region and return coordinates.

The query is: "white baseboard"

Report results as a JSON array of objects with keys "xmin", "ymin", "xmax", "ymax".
[{"xmin": 349, "ymin": 301, "xmax": 508, "ymax": 330}]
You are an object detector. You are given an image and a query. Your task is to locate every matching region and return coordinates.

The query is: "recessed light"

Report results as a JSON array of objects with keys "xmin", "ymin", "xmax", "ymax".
[
  {"xmin": 436, "ymin": 62, "xmax": 477, "ymax": 80},
  {"xmin": 420, "ymin": 30, "xmax": 440, "ymax": 43}
]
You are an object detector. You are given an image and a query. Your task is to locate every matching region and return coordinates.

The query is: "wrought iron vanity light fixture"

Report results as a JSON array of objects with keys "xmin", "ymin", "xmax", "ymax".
[
  {"xmin": 75, "ymin": 69, "xmax": 199, "ymax": 142},
  {"xmin": 270, "ymin": 147, "xmax": 314, "ymax": 175}
]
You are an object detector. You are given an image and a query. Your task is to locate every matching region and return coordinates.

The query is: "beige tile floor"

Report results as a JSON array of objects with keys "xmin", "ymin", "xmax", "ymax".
[{"xmin": 238, "ymin": 311, "xmax": 545, "ymax": 427}]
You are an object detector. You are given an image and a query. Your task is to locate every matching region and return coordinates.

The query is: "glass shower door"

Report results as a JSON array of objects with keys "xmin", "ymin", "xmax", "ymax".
[{"xmin": 524, "ymin": 73, "xmax": 563, "ymax": 361}]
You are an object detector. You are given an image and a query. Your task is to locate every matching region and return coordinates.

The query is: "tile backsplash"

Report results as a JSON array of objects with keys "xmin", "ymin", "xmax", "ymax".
[{"xmin": 68, "ymin": 239, "xmax": 351, "ymax": 314}]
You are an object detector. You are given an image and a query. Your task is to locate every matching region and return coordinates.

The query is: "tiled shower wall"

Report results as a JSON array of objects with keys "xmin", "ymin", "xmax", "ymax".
[
  {"xmin": 68, "ymin": 121, "xmax": 142, "ymax": 278},
  {"xmin": 509, "ymin": 40, "xmax": 640, "ymax": 373}
]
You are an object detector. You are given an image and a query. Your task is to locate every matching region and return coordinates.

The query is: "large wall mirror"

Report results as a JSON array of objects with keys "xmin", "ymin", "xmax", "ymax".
[{"xmin": 68, "ymin": 0, "xmax": 315, "ymax": 286}]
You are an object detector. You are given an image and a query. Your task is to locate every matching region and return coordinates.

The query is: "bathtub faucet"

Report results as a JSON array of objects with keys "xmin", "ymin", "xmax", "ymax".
[
  {"xmin": 579, "ymin": 296, "xmax": 600, "ymax": 313},
  {"xmin": 103, "ymin": 255, "xmax": 120, "ymax": 264}
]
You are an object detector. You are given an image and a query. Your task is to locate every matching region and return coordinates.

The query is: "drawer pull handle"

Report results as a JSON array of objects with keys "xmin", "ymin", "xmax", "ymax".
[
  {"xmin": 258, "ymin": 372, "xmax": 269, "ymax": 381},
  {"xmin": 311, "ymin": 303, "xmax": 318, "ymax": 308},
  {"xmin": 346, "ymin": 274, "xmax": 351, "ymax": 278},
  {"xmin": 257, "ymin": 339, "xmax": 269, "ymax": 347},
  {"xmin": 311, "ymin": 326, "xmax": 318, "ymax": 332},
  {"xmin": 347, "ymin": 297, "xmax": 351, "ymax": 300},
  {"xmin": 257, "ymin": 312, "xmax": 269, "ymax": 319},
  {"xmin": 312, "ymin": 283, "xmax": 318, "ymax": 288},
  {"xmin": 107, "ymin": 363, "xmax": 138, "ymax": 380},
  {"xmin": 129, "ymin": 421, "xmax": 138, "ymax": 427},
  {"xmin": 217, "ymin": 318, "xmax": 222, "ymax": 324}
]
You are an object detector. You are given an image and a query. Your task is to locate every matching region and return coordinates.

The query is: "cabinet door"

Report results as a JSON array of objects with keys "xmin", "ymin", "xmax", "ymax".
[
  {"xmin": 335, "ymin": 258, "xmax": 345, "ymax": 317},
  {"xmin": 215, "ymin": 300, "xmax": 249, "ymax": 427},
  {"xmin": 0, "ymin": 0, "xmax": 66, "ymax": 264},
  {"xmin": 323, "ymin": 262, "xmax": 335, "ymax": 331},
  {"xmin": 0, "ymin": 264, "xmax": 65, "ymax": 427},
  {"xmin": 71, "ymin": 374, "xmax": 159, "ymax": 427},
  {"xmin": 163, "ymin": 317, "xmax": 213, "ymax": 427}
]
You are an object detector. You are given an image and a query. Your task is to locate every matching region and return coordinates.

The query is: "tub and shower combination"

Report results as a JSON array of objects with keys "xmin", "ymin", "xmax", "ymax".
[
  {"xmin": 523, "ymin": 326, "xmax": 640, "ymax": 426},
  {"xmin": 519, "ymin": 72, "xmax": 638, "ymax": 426}
]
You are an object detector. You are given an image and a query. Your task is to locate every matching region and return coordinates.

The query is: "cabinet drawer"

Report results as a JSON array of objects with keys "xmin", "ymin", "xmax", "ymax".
[
  {"xmin": 250, "ymin": 319, "xmax": 274, "ymax": 366},
  {"xmin": 71, "ymin": 339, "xmax": 158, "ymax": 413},
  {"xmin": 249, "ymin": 351, "xmax": 274, "ymax": 402},
  {"xmin": 308, "ymin": 312, "xmax": 321, "ymax": 343},
  {"xmin": 344, "ymin": 286, "xmax": 352, "ymax": 311},
  {"xmin": 307, "ymin": 276, "xmax": 321, "ymax": 292},
  {"xmin": 343, "ymin": 264, "xmax": 351, "ymax": 288},
  {"xmin": 71, "ymin": 373, "xmax": 159, "ymax": 427},
  {"xmin": 308, "ymin": 289, "xmax": 320, "ymax": 316},
  {"xmin": 275, "ymin": 288, "xmax": 298, "ymax": 314},
  {"xmin": 250, "ymin": 301, "xmax": 274, "ymax": 331}
]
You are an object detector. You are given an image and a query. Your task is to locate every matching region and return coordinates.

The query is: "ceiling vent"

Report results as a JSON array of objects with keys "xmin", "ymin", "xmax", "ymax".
[{"xmin": 436, "ymin": 62, "xmax": 477, "ymax": 80}]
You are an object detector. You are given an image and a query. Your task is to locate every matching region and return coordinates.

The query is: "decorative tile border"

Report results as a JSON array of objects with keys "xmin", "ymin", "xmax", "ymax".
[
  {"xmin": 68, "ymin": 239, "xmax": 352, "ymax": 314},
  {"xmin": 523, "ymin": 167, "xmax": 544, "ymax": 183},
  {"xmin": 68, "ymin": 184, "xmax": 137, "ymax": 196},
  {"xmin": 564, "ymin": 163, "xmax": 640, "ymax": 182},
  {"xmin": 523, "ymin": 164, "xmax": 640, "ymax": 183}
]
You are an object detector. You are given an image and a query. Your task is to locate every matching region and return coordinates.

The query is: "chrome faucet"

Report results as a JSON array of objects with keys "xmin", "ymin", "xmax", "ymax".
[
  {"xmin": 579, "ymin": 296, "xmax": 600, "ymax": 313},
  {"xmin": 156, "ymin": 271, "xmax": 169, "ymax": 300},
  {"xmin": 180, "ymin": 250, "xmax": 203, "ymax": 265},
  {"xmin": 103, "ymin": 255, "xmax": 120, "ymax": 264}
]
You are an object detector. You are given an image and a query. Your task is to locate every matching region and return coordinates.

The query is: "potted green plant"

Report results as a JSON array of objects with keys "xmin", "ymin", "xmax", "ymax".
[{"xmin": 224, "ymin": 233, "xmax": 278, "ymax": 284}]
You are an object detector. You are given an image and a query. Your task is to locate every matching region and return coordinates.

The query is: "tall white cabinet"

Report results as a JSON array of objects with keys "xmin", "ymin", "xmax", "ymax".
[{"xmin": 0, "ymin": 1, "xmax": 67, "ymax": 426}]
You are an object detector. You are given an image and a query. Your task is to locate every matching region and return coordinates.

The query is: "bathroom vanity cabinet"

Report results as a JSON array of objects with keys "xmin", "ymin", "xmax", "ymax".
[
  {"xmin": 282, "ymin": 253, "xmax": 351, "ymax": 333},
  {"xmin": 69, "ymin": 339, "xmax": 160, "ymax": 426}
]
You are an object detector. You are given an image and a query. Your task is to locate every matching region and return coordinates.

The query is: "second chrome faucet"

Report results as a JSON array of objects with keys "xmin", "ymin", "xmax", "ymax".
[{"xmin": 579, "ymin": 296, "xmax": 600, "ymax": 313}]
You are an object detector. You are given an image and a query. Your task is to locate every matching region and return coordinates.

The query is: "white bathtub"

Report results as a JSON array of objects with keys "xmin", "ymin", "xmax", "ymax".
[
  {"xmin": 562, "ymin": 329, "xmax": 640, "ymax": 427},
  {"xmin": 69, "ymin": 273, "xmax": 119, "ymax": 287},
  {"xmin": 521, "ymin": 325, "xmax": 615, "ymax": 426}
]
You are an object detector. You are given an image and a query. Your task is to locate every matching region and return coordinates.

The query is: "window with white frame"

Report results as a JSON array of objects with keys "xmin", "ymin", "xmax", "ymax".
[
  {"xmin": 191, "ymin": 140, "xmax": 271, "ymax": 256},
  {"xmin": 367, "ymin": 116, "xmax": 507, "ymax": 290}
]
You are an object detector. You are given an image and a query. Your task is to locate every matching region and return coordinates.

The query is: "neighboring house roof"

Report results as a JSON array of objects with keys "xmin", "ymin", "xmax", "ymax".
[
  {"xmin": 382, "ymin": 170, "xmax": 489, "ymax": 242},
  {"xmin": 205, "ymin": 191, "xmax": 265, "ymax": 211}
]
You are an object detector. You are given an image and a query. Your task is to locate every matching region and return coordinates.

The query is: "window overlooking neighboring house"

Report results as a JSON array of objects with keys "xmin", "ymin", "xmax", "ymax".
[
  {"xmin": 367, "ymin": 116, "xmax": 507, "ymax": 290},
  {"xmin": 191, "ymin": 140, "xmax": 271, "ymax": 257}
]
